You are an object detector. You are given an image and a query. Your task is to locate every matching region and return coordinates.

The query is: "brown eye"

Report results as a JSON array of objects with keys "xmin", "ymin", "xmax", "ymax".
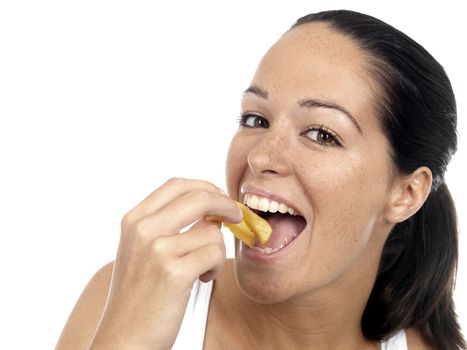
[
  {"xmin": 239, "ymin": 114, "xmax": 270, "ymax": 128},
  {"xmin": 305, "ymin": 127, "xmax": 341, "ymax": 147}
]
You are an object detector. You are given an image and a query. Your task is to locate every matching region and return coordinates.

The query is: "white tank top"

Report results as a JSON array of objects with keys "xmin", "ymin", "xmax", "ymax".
[{"xmin": 172, "ymin": 280, "xmax": 407, "ymax": 350}]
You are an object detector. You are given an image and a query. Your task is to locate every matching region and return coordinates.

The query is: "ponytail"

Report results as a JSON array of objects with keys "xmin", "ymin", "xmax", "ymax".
[{"xmin": 362, "ymin": 183, "xmax": 465, "ymax": 349}]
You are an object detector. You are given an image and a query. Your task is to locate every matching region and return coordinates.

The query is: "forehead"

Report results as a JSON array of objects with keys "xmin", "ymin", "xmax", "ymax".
[{"xmin": 249, "ymin": 22, "xmax": 379, "ymax": 118}]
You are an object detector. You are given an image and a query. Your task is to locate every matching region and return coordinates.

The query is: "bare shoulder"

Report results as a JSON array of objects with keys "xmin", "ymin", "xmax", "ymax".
[
  {"xmin": 55, "ymin": 261, "xmax": 114, "ymax": 350},
  {"xmin": 406, "ymin": 328, "xmax": 436, "ymax": 350}
]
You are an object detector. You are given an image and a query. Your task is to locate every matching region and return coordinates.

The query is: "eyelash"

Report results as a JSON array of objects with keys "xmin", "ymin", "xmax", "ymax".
[
  {"xmin": 237, "ymin": 114, "xmax": 269, "ymax": 128},
  {"xmin": 303, "ymin": 125, "xmax": 342, "ymax": 147},
  {"xmin": 237, "ymin": 114, "xmax": 342, "ymax": 147}
]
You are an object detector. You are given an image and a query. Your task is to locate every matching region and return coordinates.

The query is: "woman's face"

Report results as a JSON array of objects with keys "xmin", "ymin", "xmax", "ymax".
[{"xmin": 226, "ymin": 22, "xmax": 396, "ymax": 303}]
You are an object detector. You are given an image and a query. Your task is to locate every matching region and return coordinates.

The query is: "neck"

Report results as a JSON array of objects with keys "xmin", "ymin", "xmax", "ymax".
[
  {"xmin": 238, "ymin": 282, "xmax": 377, "ymax": 349},
  {"xmin": 216, "ymin": 241, "xmax": 383, "ymax": 350}
]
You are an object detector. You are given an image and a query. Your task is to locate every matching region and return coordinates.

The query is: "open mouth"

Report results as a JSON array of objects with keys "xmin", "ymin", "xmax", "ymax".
[{"xmin": 244, "ymin": 194, "xmax": 307, "ymax": 254}]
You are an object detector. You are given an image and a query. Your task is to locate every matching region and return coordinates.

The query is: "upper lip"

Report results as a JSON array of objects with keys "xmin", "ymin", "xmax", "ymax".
[{"xmin": 240, "ymin": 183, "xmax": 303, "ymax": 216}]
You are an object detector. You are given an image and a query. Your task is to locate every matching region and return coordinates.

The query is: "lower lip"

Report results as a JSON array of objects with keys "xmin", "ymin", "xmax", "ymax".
[{"xmin": 240, "ymin": 226, "xmax": 307, "ymax": 262}]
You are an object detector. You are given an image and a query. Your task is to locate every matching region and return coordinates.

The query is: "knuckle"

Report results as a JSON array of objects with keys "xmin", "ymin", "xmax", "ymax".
[
  {"xmin": 120, "ymin": 211, "xmax": 135, "ymax": 231},
  {"xmin": 206, "ymin": 222, "xmax": 223, "ymax": 235},
  {"xmin": 207, "ymin": 224, "xmax": 222, "ymax": 238},
  {"xmin": 166, "ymin": 177, "xmax": 185, "ymax": 187},
  {"xmin": 190, "ymin": 188, "xmax": 216, "ymax": 203},
  {"xmin": 210, "ymin": 222, "xmax": 222, "ymax": 232},
  {"xmin": 132, "ymin": 219, "xmax": 150, "ymax": 240},
  {"xmin": 207, "ymin": 243, "xmax": 225, "ymax": 261},
  {"xmin": 197, "ymin": 179, "xmax": 218, "ymax": 192},
  {"xmin": 150, "ymin": 237, "xmax": 169, "ymax": 256},
  {"xmin": 161, "ymin": 261, "xmax": 185, "ymax": 282},
  {"xmin": 166, "ymin": 177, "xmax": 220, "ymax": 194}
]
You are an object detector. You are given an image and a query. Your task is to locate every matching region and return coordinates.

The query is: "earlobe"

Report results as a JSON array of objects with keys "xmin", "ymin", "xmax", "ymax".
[{"xmin": 383, "ymin": 167, "xmax": 433, "ymax": 224}]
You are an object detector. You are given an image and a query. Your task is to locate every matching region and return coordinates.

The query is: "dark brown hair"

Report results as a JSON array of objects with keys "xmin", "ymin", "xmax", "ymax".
[{"xmin": 292, "ymin": 10, "xmax": 464, "ymax": 349}]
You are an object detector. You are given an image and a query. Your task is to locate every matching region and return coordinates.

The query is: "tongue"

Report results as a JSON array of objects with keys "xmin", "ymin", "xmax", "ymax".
[{"xmin": 256, "ymin": 213, "xmax": 307, "ymax": 249}]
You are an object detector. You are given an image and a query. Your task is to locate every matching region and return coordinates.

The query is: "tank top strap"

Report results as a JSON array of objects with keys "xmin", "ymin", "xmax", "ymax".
[
  {"xmin": 172, "ymin": 279, "xmax": 214, "ymax": 350},
  {"xmin": 381, "ymin": 329, "xmax": 407, "ymax": 350}
]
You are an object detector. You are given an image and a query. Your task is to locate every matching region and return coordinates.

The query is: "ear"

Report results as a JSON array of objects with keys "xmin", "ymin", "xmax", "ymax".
[{"xmin": 382, "ymin": 166, "xmax": 433, "ymax": 224}]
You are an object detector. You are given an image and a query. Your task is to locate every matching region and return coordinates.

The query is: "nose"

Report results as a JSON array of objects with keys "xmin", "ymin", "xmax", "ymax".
[{"xmin": 247, "ymin": 127, "xmax": 292, "ymax": 177}]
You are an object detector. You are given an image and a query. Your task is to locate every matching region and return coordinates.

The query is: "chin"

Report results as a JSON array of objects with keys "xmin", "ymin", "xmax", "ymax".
[
  {"xmin": 235, "ymin": 272, "xmax": 291, "ymax": 304},
  {"xmin": 232, "ymin": 257, "xmax": 300, "ymax": 304}
]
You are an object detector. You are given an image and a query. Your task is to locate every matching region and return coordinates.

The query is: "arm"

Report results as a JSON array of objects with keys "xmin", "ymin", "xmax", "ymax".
[
  {"xmin": 56, "ymin": 262, "xmax": 113, "ymax": 350},
  {"xmin": 55, "ymin": 178, "xmax": 242, "ymax": 350}
]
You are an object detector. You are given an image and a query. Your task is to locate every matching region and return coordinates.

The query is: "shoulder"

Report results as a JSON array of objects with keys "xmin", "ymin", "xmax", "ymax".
[
  {"xmin": 406, "ymin": 328, "xmax": 436, "ymax": 350},
  {"xmin": 55, "ymin": 261, "xmax": 114, "ymax": 349}
]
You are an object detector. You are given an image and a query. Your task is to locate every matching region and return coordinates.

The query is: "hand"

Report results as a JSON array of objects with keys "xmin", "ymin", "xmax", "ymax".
[{"xmin": 89, "ymin": 178, "xmax": 242, "ymax": 350}]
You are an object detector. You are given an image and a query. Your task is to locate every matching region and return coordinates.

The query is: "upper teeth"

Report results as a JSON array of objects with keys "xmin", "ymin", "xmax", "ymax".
[{"xmin": 243, "ymin": 194, "xmax": 297, "ymax": 215}]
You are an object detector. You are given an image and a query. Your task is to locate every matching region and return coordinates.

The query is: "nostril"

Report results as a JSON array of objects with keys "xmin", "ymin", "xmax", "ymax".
[{"xmin": 262, "ymin": 169, "xmax": 279, "ymax": 175}]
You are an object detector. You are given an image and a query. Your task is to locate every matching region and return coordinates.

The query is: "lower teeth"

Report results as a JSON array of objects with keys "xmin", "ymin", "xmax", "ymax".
[
  {"xmin": 250, "ymin": 233, "xmax": 298, "ymax": 254},
  {"xmin": 252, "ymin": 246, "xmax": 277, "ymax": 254}
]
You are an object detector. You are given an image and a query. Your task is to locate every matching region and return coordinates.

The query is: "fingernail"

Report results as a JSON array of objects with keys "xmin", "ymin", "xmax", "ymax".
[
  {"xmin": 238, "ymin": 207, "xmax": 244, "ymax": 221},
  {"xmin": 217, "ymin": 187, "xmax": 228, "ymax": 196}
]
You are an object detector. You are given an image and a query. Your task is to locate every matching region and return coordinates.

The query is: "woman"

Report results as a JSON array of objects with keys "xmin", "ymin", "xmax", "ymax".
[{"xmin": 56, "ymin": 10, "xmax": 465, "ymax": 349}]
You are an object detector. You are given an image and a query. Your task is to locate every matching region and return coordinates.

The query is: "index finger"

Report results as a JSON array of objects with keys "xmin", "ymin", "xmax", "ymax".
[{"xmin": 124, "ymin": 178, "xmax": 226, "ymax": 222}]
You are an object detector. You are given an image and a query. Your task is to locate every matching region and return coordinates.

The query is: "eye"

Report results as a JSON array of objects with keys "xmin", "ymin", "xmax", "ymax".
[
  {"xmin": 303, "ymin": 126, "xmax": 342, "ymax": 147},
  {"xmin": 238, "ymin": 114, "xmax": 270, "ymax": 128}
]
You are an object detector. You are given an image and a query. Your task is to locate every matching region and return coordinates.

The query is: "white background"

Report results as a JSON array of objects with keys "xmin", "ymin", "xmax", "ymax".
[{"xmin": 0, "ymin": 1, "xmax": 465, "ymax": 349}]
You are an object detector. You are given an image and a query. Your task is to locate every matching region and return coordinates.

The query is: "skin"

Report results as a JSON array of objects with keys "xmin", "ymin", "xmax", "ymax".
[{"xmin": 56, "ymin": 23, "xmax": 434, "ymax": 349}]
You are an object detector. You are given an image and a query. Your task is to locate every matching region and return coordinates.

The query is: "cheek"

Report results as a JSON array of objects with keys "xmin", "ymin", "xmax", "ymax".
[
  {"xmin": 301, "ymin": 136, "xmax": 391, "ymax": 220},
  {"xmin": 225, "ymin": 133, "xmax": 248, "ymax": 199},
  {"xmin": 300, "ymin": 148, "xmax": 391, "ymax": 270}
]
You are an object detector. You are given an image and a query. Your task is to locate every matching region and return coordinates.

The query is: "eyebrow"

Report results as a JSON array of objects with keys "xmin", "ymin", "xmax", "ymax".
[
  {"xmin": 243, "ymin": 85, "xmax": 363, "ymax": 135},
  {"xmin": 244, "ymin": 86, "xmax": 269, "ymax": 99}
]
